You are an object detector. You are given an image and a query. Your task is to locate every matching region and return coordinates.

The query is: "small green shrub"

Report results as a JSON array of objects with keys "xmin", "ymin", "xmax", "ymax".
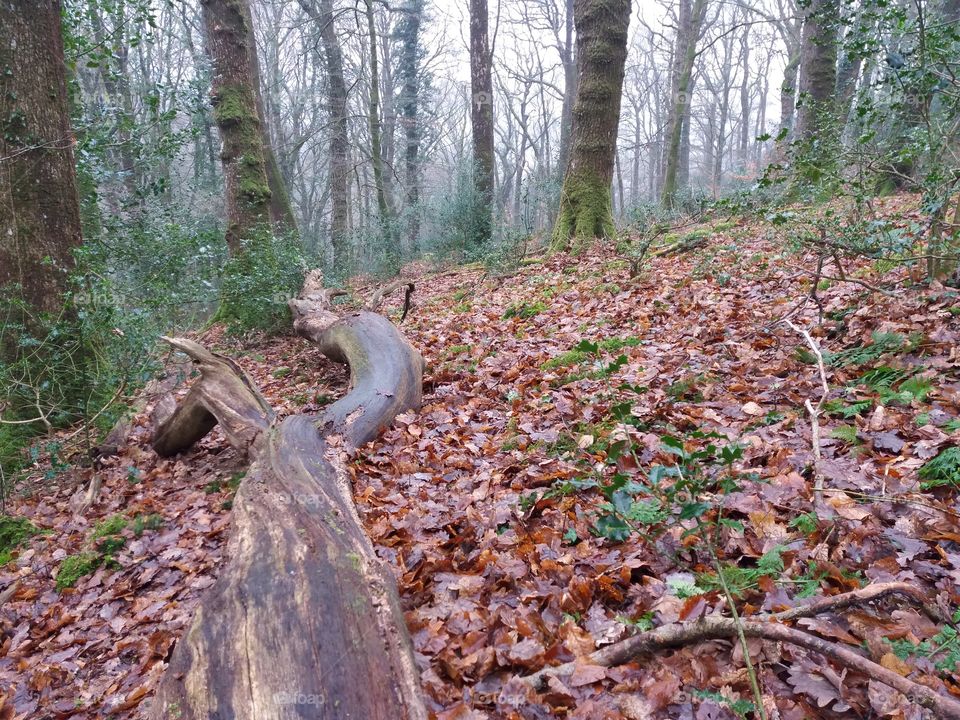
[
  {"xmin": 217, "ymin": 230, "xmax": 307, "ymax": 333},
  {"xmin": 830, "ymin": 424, "xmax": 860, "ymax": 443}
]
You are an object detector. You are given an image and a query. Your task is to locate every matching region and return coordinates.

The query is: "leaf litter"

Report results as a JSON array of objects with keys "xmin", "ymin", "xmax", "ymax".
[{"xmin": 4, "ymin": 201, "xmax": 960, "ymax": 718}]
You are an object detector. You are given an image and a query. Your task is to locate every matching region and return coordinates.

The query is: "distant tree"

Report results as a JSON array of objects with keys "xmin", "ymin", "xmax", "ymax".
[
  {"xmin": 200, "ymin": 0, "xmax": 277, "ymax": 252},
  {"xmin": 0, "ymin": 0, "xmax": 83, "ymax": 334},
  {"xmin": 246, "ymin": 11, "xmax": 297, "ymax": 232},
  {"xmin": 470, "ymin": 0, "xmax": 495, "ymax": 246},
  {"xmin": 397, "ymin": 0, "xmax": 425, "ymax": 252},
  {"xmin": 552, "ymin": 0, "xmax": 631, "ymax": 248},
  {"xmin": 661, "ymin": 0, "xmax": 709, "ymax": 208},
  {"xmin": 364, "ymin": 0, "xmax": 397, "ymax": 270},
  {"xmin": 299, "ymin": 0, "xmax": 352, "ymax": 269},
  {"xmin": 794, "ymin": 0, "xmax": 839, "ymax": 167}
]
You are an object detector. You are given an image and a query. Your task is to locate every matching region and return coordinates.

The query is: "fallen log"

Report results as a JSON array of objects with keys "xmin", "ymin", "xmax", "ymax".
[{"xmin": 148, "ymin": 274, "xmax": 426, "ymax": 720}]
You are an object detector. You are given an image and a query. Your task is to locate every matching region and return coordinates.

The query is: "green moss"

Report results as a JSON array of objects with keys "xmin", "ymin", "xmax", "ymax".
[
  {"xmin": 542, "ymin": 350, "xmax": 590, "ymax": 370},
  {"xmin": 594, "ymin": 282, "xmax": 622, "ymax": 295},
  {"xmin": 132, "ymin": 514, "xmax": 164, "ymax": 537},
  {"xmin": 213, "ymin": 86, "xmax": 257, "ymax": 127},
  {"xmin": 552, "ymin": 171, "xmax": 615, "ymax": 250},
  {"xmin": 0, "ymin": 516, "xmax": 41, "ymax": 565},
  {"xmin": 599, "ymin": 336, "xmax": 641, "ymax": 352},
  {"xmin": 96, "ymin": 536, "xmax": 126, "ymax": 554},
  {"xmin": 91, "ymin": 514, "xmax": 127, "ymax": 540},
  {"xmin": 503, "ymin": 301, "xmax": 547, "ymax": 319},
  {"xmin": 56, "ymin": 552, "xmax": 103, "ymax": 590}
]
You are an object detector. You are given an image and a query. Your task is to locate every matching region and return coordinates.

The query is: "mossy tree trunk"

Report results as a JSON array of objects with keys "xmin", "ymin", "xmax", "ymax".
[
  {"xmin": 469, "ymin": 0, "xmax": 495, "ymax": 248},
  {"xmin": 201, "ymin": 0, "xmax": 274, "ymax": 254},
  {"xmin": 0, "ymin": 0, "xmax": 83, "ymax": 336},
  {"xmin": 551, "ymin": 0, "xmax": 631, "ymax": 250}
]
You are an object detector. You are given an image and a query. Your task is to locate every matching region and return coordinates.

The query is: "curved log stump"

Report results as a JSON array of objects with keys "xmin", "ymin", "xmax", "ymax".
[{"xmin": 148, "ymin": 278, "xmax": 426, "ymax": 720}]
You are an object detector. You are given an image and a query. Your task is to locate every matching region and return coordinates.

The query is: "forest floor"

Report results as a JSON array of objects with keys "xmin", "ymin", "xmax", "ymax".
[{"xmin": 4, "ymin": 194, "xmax": 960, "ymax": 719}]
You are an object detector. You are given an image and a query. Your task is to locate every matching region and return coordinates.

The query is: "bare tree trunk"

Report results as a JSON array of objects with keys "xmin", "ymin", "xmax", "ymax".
[
  {"xmin": 364, "ymin": 0, "xmax": 396, "ymax": 270},
  {"xmin": 246, "ymin": 18, "xmax": 298, "ymax": 233},
  {"xmin": 661, "ymin": 0, "xmax": 708, "ymax": 208},
  {"xmin": 300, "ymin": 0, "xmax": 352, "ymax": 271},
  {"xmin": 795, "ymin": 0, "xmax": 838, "ymax": 145},
  {"xmin": 398, "ymin": 0, "xmax": 424, "ymax": 252},
  {"xmin": 738, "ymin": 26, "xmax": 752, "ymax": 169},
  {"xmin": 0, "ymin": 0, "xmax": 83, "ymax": 333},
  {"xmin": 200, "ymin": 0, "xmax": 273, "ymax": 253},
  {"xmin": 470, "ymin": 0, "xmax": 495, "ymax": 247},
  {"xmin": 148, "ymin": 277, "xmax": 426, "ymax": 719},
  {"xmin": 557, "ymin": 0, "xmax": 577, "ymax": 173},
  {"xmin": 551, "ymin": 0, "xmax": 631, "ymax": 248}
]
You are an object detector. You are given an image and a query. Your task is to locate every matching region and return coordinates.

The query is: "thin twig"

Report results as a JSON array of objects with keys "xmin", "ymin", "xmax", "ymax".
[{"xmin": 784, "ymin": 319, "xmax": 830, "ymax": 505}]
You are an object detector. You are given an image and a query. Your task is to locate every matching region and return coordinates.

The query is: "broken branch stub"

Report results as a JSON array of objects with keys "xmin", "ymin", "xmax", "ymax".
[{"xmin": 148, "ymin": 282, "xmax": 426, "ymax": 720}]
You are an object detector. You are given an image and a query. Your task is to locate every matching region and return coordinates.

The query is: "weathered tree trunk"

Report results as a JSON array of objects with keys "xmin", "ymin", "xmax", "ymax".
[
  {"xmin": 299, "ymin": 0, "xmax": 352, "ymax": 272},
  {"xmin": 0, "ymin": 0, "xmax": 83, "ymax": 337},
  {"xmin": 201, "ymin": 0, "xmax": 274, "ymax": 253},
  {"xmin": 794, "ymin": 0, "xmax": 838, "ymax": 149},
  {"xmin": 149, "ymin": 274, "xmax": 426, "ymax": 720},
  {"xmin": 470, "ymin": 0, "xmax": 495, "ymax": 247},
  {"xmin": 551, "ymin": 0, "xmax": 631, "ymax": 248},
  {"xmin": 660, "ymin": 0, "xmax": 708, "ymax": 208}
]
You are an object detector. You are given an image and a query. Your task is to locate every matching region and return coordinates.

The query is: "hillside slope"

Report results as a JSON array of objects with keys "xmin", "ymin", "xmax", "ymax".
[{"xmin": 4, "ymin": 200, "xmax": 960, "ymax": 718}]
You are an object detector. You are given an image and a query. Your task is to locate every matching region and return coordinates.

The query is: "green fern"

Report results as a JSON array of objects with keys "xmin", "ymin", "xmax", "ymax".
[{"xmin": 920, "ymin": 447, "xmax": 960, "ymax": 489}]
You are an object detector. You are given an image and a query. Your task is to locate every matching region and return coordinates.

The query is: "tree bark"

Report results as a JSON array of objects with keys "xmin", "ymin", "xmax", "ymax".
[
  {"xmin": 201, "ymin": 0, "xmax": 274, "ymax": 254},
  {"xmin": 364, "ymin": 0, "xmax": 397, "ymax": 271},
  {"xmin": 398, "ymin": 0, "xmax": 424, "ymax": 253},
  {"xmin": 148, "ymin": 274, "xmax": 426, "ymax": 720},
  {"xmin": 551, "ymin": 0, "xmax": 631, "ymax": 249},
  {"xmin": 794, "ymin": 0, "xmax": 838, "ymax": 149},
  {"xmin": 0, "ymin": 0, "xmax": 83, "ymax": 335},
  {"xmin": 470, "ymin": 0, "xmax": 495, "ymax": 247},
  {"xmin": 557, "ymin": 0, "xmax": 578, "ymax": 175},
  {"xmin": 660, "ymin": 0, "xmax": 708, "ymax": 208},
  {"xmin": 246, "ymin": 16, "xmax": 298, "ymax": 233},
  {"xmin": 299, "ymin": 0, "xmax": 352, "ymax": 272}
]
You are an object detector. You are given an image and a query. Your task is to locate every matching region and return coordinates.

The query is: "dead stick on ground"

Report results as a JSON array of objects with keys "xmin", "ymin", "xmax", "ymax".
[
  {"xmin": 523, "ymin": 582, "xmax": 960, "ymax": 719},
  {"xmin": 784, "ymin": 319, "xmax": 829, "ymax": 505}
]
